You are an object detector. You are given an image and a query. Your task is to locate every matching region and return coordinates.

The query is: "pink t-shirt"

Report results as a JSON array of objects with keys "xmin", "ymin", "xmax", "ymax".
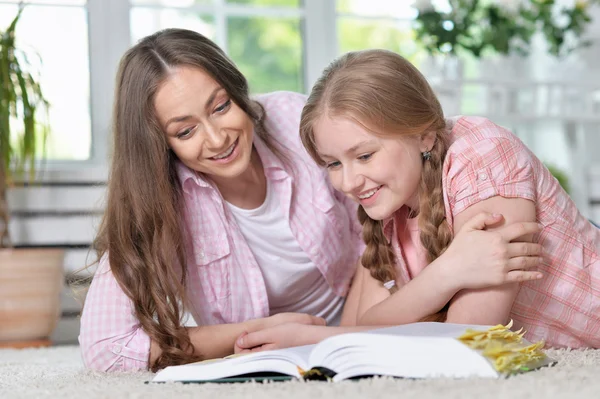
[
  {"xmin": 384, "ymin": 116, "xmax": 600, "ymax": 349},
  {"xmin": 79, "ymin": 91, "xmax": 364, "ymax": 371}
]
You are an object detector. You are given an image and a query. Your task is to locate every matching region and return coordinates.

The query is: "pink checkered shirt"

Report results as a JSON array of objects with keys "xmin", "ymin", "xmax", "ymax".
[
  {"xmin": 384, "ymin": 116, "xmax": 600, "ymax": 349},
  {"xmin": 79, "ymin": 91, "xmax": 364, "ymax": 371}
]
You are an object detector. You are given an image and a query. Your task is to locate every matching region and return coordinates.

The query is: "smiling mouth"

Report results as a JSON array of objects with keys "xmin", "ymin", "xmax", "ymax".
[
  {"xmin": 209, "ymin": 138, "xmax": 238, "ymax": 160},
  {"xmin": 357, "ymin": 186, "xmax": 381, "ymax": 200}
]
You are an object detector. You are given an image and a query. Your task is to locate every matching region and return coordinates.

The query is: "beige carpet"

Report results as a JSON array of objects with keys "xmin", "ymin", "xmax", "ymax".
[{"xmin": 1, "ymin": 345, "xmax": 599, "ymax": 399}]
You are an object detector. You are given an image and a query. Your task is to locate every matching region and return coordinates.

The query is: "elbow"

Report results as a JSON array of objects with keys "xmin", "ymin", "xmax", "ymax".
[
  {"xmin": 445, "ymin": 309, "xmax": 511, "ymax": 326},
  {"xmin": 79, "ymin": 335, "xmax": 149, "ymax": 372},
  {"xmin": 79, "ymin": 339, "xmax": 119, "ymax": 372}
]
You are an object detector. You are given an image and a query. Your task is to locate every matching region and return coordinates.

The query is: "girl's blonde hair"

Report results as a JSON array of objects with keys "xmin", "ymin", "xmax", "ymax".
[{"xmin": 300, "ymin": 50, "xmax": 452, "ymax": 319}]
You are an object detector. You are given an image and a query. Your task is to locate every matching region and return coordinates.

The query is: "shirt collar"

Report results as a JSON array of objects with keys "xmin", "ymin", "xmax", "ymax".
[
  {"xmin": 382, "ymin": 206, "xmax": 411, "ymax": 243},
  {"xmin": 176, "ymin": 129, "xmax": 290, "ymax": 194}
]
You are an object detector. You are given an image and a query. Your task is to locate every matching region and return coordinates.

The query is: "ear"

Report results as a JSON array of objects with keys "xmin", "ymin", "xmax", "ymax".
[{"xmin": 420, "ymin": 130, "xmax": 436, "ymax": 152}]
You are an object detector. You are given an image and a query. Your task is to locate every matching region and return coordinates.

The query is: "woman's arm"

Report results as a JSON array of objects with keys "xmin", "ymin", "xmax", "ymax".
[
  {"xmin": 445, "ymin": 196, "xmax": 537, "ymax": 325},
  {"xmin": 149, "ymin": 313, "xmax": 326, "ymax": 365},
  {"xmin": 235, "ymin": 323, "xmax": 382, "ymax": 353},
  {"xmin": 149, "ymin": 319, "xmax": 261, "ymax": 364}
]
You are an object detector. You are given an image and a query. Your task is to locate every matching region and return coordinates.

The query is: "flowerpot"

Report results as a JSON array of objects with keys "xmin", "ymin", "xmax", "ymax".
[{"xmin": 0, "ymin": 248, "xmax": 65, "ymax": 346}]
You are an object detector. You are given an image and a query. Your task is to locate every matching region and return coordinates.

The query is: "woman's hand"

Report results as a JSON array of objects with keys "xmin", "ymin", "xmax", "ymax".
[
  {"xmin": 438, "ymin": 212, "xmax": 543, "ymax": 292},
  {"xmin": 234, "ymin": 323, "xmax": 317, "ymax": 354},
  {"xmin": 237, "ymin": 313, "xmax": 326, "ymax": 353}
]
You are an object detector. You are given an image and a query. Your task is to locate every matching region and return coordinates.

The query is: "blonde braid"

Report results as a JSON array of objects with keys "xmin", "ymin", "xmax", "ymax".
[
  {"xmin": 358, "ymin": 206, "xmax": 398, "ymax": 293},
  {"xmin": 416, "ymin": 130, "xmax": 452, "ymax": 322},
  {"xmin": 418, "ymin": 131, "xmax": 452, "ymax": 263}
]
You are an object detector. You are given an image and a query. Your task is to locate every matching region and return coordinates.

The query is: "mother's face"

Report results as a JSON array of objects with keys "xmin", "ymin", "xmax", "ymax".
[{"xmin": 155, "ymin": 66, "xmax": 255, "ymax": 180}]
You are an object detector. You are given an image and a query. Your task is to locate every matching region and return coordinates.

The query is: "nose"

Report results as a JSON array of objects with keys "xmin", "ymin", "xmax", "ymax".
[
  {"xmin": 203, "ymin": 122, "xmax": 227, "ymax": 152},
  {"xmin": 340, "ymin": 165, "xmax": 363, "ymax": 194}
]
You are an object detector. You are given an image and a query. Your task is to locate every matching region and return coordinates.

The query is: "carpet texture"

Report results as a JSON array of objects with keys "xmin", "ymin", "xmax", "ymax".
[{"xmin": 1, "ymin": 345, "xmax": 599, "ymax": 398}]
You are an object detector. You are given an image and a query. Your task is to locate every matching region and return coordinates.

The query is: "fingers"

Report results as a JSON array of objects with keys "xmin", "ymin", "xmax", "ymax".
[
  {"xmin": 505, "ymin": 270, "xmax": 544, "ymax": 283},
  {"xmin": 506, "ymin": 255, "xmax": 543, "ymax": 271},
  {"xmin": 234, "ymin": 331, "xmax": 248, "ymax": 353},
  {"xmin": 463, "ymin": 212, "xmax": 504, "ymax": 231},
  {"xmin": 236, "ymin": 329, "xmax": 271, "ymax": 350},
  {"xmin": 235, "ymin": 344, "xmax": 275, "ymax": 355},
  {"xmin": 507, "ymin": 242, "xmax": 542, "ymax": 258},
  {"xmin": 499, "ymin": 222, "xmax": 542, "ymax": 242},
  {"xmin": 246, "ymin": 344, "xmax": 277, "ymax": 353},
  {"xmin": 312, "ymin": 316, "xmax": 327, "ymax": 326}
]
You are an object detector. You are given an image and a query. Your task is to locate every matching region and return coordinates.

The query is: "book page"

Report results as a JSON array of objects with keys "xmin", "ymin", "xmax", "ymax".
[
  {"xmin": 152, "ymin": 344, "xmax": 315, "ymax": 382},
  {"xmin": 307, "ymin": 323, "xmax": 498, "ymax": 381}
]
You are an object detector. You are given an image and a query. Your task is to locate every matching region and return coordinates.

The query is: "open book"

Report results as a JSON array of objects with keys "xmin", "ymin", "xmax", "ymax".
[{"xmin": 152, "ymin": 322, "xmax": 555, "ymax": 383}]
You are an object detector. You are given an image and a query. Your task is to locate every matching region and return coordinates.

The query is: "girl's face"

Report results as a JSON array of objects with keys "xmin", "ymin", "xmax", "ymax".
[
  {"xmin": 155, "ymin": 66, "xmax": 255, "ymax": 180},
  {"xmin": 313, "ymin": 114, "xmax": 433, "ymax": 220}
]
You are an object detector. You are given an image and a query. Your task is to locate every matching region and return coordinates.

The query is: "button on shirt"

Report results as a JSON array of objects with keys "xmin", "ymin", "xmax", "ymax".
[{"xmin": 79, "ymin": 91, "xmax": 364, "ymax": 371}]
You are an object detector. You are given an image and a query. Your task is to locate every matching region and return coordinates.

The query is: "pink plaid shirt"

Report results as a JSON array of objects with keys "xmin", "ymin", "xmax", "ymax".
[
  {"xmin": 79, "ymin": 91, "xmax": 364, "ymax": 371},
  {"xmin": 385, "ymin": 116, "xmax": 600, "ymax": 348}
]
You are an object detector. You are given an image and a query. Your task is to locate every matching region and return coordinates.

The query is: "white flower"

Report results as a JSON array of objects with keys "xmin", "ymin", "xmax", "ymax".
[{"xmin": 414, "ymin": 0, "xmax": 435, "ymax": 13}]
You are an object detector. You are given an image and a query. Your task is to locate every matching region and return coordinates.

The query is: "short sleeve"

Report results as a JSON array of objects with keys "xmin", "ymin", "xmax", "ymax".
[{"xmin": 444, "ymin": 136, "xmax": 537, "ymax": 217}]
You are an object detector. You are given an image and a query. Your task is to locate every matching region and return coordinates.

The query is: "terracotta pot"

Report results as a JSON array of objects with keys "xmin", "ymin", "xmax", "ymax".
[{"xmin": 0, "ymin": 248, "xmax": 65, "ymax": 344}]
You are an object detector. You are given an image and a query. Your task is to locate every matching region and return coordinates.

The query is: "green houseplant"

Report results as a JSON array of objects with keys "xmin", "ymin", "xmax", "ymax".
[
  {"xmin": 0, "ymin": 6, "xmax": 64, "ymax": 348},
  {"xmin": 414, "ymin": 0, "xmax": 600, "ymax": 58}
]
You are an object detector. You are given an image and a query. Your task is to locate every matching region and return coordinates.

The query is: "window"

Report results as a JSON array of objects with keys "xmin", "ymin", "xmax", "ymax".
[
  {"xmin": 0, "ymin": 0, "xmax": 91, "ymax": 161},
  {"xmin": 2, "ymin": 0, "xmax": 598, "ymax": 200},
  {"xmin": 336, "ymin": 0, "xmax": 423, "ymax": 62},
  {"xmin": 130, "ymin": 0, "xmax": 304, "ymax": 94}
]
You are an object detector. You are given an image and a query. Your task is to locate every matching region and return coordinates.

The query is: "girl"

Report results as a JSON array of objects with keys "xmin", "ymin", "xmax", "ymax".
[
  {"xmin": 236, "ymin": 49, "xmax": 599, "ymax": 353},
  {"xmin": 79, "ymin": 31, "xmax": 543, "ymax": 372}
]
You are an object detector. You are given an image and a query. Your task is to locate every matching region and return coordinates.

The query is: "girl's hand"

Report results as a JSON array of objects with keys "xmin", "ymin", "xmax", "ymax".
[
  {"xmin": 234, "ymin": 323, "xmax": 316, "ymax": 354},
  {"xmin": 439, "ymin": 212, "xmax": 543, "ymax": 292}
]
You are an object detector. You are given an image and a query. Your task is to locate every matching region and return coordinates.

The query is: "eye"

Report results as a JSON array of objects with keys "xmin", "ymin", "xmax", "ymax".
[
  {"xmin": 326, "ymin": 161, "xmax": 341, "ymax": 169},
  {"xmin": 358, "ymin": 153, "xmax": 373, "ymax": 161},
  {"xmin": 176, "ymin": 126, "xmax": 195, "ymax": 139},
  {"xmin": 214, "ymin": 99, "xmax": 231, "ymax": 114}
]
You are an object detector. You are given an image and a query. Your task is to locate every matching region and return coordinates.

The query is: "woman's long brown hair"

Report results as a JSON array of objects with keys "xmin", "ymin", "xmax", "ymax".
[
  {"xmin": 300, "ymin": 50, "xmax": 452, "ymax": 322},
  {"xmin": 94, "ymin": 28, "xmax": 282, "ymax": 371}
]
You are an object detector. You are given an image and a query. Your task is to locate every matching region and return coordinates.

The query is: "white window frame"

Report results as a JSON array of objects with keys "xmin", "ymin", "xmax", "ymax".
[
  {"xmin": 21, "ymin": 0, "xmax": 339, "ymax": 182},
  {"xmin": 16, "ymin": 0, "xmax": 600, "ymax": 204}
]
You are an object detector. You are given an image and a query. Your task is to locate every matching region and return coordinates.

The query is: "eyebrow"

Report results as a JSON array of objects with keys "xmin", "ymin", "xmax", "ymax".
[
  {"xmin": 318, "ymin": 139, "xmax": 375, "ymax": 159},
  {"xmin": 164, "ymin": 87, "xmax": 224, "ymax": 129}
]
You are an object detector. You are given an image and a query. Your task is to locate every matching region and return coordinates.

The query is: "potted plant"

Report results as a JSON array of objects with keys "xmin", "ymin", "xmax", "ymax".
[{"xmin": 0, "ymin": 6, "xmax": 65, "ymax": 347}]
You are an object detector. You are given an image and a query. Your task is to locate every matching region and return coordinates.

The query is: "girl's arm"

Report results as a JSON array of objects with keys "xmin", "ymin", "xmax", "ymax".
[
  {"xmin": 338, "ymin": 259, "xmax": 365, "ymax": 326},
  {"xmin": 357, "ymin": 212, "xmax": 541, "ymax": 326},
  {"xmin": 445, "ymin": 196, "xmax": 537, "ymax": 325},
  {"xmin": 356, "ymin": 250, "xmax": 458, "ymax": 326}
]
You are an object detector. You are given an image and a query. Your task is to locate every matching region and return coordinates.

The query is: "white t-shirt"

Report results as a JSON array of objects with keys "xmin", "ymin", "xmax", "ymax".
[{"xmin": 225, "ymin": 182, "xmax": 345, "ymax": 326}]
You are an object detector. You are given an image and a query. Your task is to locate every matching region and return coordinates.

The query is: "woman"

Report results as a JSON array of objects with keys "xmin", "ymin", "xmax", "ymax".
[
  {"xmin": 236, "ymin": 49, "xmax": 599, "ymax": 353},
  {"xmin": 80, "ymin": 31, "xmax": 543, "ymax": 372}
]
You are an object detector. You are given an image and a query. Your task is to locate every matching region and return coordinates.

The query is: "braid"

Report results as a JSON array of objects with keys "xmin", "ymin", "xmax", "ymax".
[
  {"xmin": 358, "ymin": 206, "xmax": 398, "ymax": 293},
  {"xmin": 416, "ymin": 129, "xmax": 452, "ymax": 322},
  {"xmin": 418, "ymin": 131, "xmax": 453, "ymax": 263}
]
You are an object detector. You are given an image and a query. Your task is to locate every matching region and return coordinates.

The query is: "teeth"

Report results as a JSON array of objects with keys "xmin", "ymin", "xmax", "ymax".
[
  {"xmin": 358, "ymin": 187, "xmax": 379, "ymax": 200},
  {"xmin": 213, "ymin": 142, "xmax": 235, "ymax": 159}
]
